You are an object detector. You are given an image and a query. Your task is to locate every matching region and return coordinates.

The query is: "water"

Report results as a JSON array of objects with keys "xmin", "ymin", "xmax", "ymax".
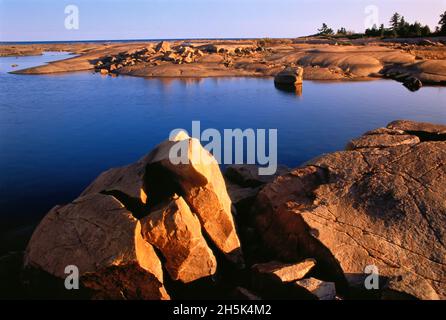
[{"xmin": 0, "ymin": 52, "xmax": 445, "ymax": 231}]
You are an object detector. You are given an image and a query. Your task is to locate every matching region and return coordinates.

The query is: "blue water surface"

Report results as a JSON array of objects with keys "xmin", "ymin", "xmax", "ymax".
[{"xmin": 0, "ymin": 52, "xmax": 445, "ymax": 229}]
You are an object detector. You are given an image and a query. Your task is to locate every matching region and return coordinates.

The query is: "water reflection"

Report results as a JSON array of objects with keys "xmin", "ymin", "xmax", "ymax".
[{"xmin": 274, "ymin": 82, "xmax": 303, "ymax": 96}]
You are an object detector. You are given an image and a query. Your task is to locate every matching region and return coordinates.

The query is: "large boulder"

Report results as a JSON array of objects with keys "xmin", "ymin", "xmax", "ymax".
[
  {"xmin": 24, "ymin": 193, "xmax": 169, "ymax": 300},
  {"xmin": 254, "ymin": 120, "xmax": 446, "ymax": 299},
  {"xmin": 141, "ymin": 195, "xmax": 217, "ymax": 283},
  {"xmin": 403, "ymin": 76, "xmax": 422, "ymax": 92},
  {"xmin": 274, "ymin": 67, "xmax": 304, "ymax": 88},
  {"xmin": 143, "ymin": 133, "xmax": 243, "ymax": 265}
]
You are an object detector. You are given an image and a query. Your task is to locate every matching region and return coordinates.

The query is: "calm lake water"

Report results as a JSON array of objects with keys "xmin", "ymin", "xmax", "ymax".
[{"xmin": 0, "ymin": 52, "xmax": 445, "ymax": 231}]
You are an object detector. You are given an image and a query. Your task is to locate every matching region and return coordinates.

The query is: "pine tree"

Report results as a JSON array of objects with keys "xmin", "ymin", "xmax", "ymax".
[
  {"xmin": 398, "ymin": 16, "xmax": 410, "ymax": 36},
  {"xmin": 411, "ymin": 22, "xmax": 422, "ymax": 37},
  {"xmin": 337, "ymin": 27, "xmax": 347, "ymax": 35},
  {"xmin": 379, "ymin": 24, "xmax": 385, "ymax": 37},
  {"xmin": 318, "ymin": 23, "xmax": 334, "ymax": 35},
  {"xmin": 439, "ymin": 11, "xmax": 446, "ymax": 35},
  {"xmin": 421, "ymin": 25, "xmax": 431, "ymax": 37},
  {"xmin": 389, "ymin": 12, "xmax": 401, "ymax": 31}
]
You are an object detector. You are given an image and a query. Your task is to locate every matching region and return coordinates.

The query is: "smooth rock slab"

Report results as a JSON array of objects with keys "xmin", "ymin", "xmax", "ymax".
[{"xmin": 346, "ymin": 133, "xmax": 420, "ymax": 150}]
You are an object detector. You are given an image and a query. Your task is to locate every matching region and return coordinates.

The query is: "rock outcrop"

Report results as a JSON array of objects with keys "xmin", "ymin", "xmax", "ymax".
[
  {"xmin": 11, "ymin": 40, "xmax": 446, "ymax": 86},
  {"xmin": 254, "ymin": 120, "xmax": 446, "ymax": 300},
  {"xmin": 22, "ymin": 119, "xmax": 446, "ymax": 300},
  {"xmin": 143, "ymin": 134, "xmax": 243, "ymax": 265},
  {"xmin": 24, "ymin": 132, "xmax": 242, "ymax": 299},
  {"xmin": 93, "ymin": 42, "xmax": 208, "ymax": 75}
]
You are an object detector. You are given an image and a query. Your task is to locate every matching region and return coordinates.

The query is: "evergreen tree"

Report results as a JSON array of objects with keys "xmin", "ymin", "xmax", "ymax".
[
  {"xmin": 398, "ymin": 16, "xmax": 410, "ymax": 36},
  {"xmin": 337, "ymin": 27, "xmax": 347, "ymax": 35},
  {"xmin": 318, "ymin": 23, "xmax": 334, "ymax": 35},
  {"xmin": 439, "ymin": 11, "xmax": 446, "ymax": 35},
  {"xmin": 390, "ymin": 12, "xmax": 401, "ymax": 31},
  {"xmin": 399, "ymin": 16, "xmax": 406, "ymax": 28},
  {"xmin": 379, "ymin": 24, "xmax": 385, "ymax": 37},
  {"xmin": 420, "ymin": 25, "xmax": 431, "ymax": 37},
  {"xmin": 410, "ymin": 22, "xmax": 422, "ymax": 37}
]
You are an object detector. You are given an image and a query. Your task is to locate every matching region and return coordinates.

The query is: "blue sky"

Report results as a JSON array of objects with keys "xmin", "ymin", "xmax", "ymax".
[{"xmin": 0, "ymin": 0, "xmax": 445, "ymax": 41}]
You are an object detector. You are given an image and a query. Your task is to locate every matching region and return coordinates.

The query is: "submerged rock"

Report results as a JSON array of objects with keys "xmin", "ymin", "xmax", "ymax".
[{"xmin": 254, "ymin": 120, "xmax": 446, "ymax": 299}]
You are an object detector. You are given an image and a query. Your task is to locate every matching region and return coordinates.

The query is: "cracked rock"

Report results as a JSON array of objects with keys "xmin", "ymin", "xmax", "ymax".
[
  {"xmin": 24, "ymin": 193, "xmax": 169, "ymax": 300},
  {"xmin": 143, "ymin": 133, "xmax": 243, "ymax": 265},
  {"xmin": 254, "ymin": 120, "xmax": 446, "ymax": 299},
  {"xmin": 141, "ymin": 195, "xmax": 217, "ymax": 283}
]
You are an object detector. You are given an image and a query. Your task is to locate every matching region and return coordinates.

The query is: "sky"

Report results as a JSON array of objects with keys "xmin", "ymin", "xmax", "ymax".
[{"xmin": 0, "ymin": 0, "xmax": 445, "ymax": 41}]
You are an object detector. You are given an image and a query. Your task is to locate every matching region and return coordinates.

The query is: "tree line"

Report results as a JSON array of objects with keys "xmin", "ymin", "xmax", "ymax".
[{"xmin": 317, "ymin": 10, "xmax": 446, "ymax": 38}]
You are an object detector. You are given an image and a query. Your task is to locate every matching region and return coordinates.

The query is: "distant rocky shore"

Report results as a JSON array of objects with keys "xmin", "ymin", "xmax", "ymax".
[
  {"xmin": 1, "ymin": 119, "xmax": 444, "ymax": 300},
  {"xmin": 3, "ymin": 38, "xmax": 446, "ymax": 89}
]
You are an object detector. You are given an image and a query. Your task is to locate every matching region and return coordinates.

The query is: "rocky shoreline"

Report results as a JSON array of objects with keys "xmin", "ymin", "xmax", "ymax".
[
  {"xmin": 1, "ymin": 119, "xmax": 444, "ymax": 300},
  {"xmin": 3, "ymin": 38, "xmax": 446, "ymax": 88}
]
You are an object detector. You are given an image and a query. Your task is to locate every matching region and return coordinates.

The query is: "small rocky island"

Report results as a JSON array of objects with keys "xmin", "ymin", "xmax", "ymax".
[{"xmin": 17, "ymin": 120, "xmax": 446, "ymax": 300}]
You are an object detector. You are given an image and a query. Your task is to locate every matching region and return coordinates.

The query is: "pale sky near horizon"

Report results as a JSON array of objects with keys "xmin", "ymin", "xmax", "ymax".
[{"xmin": 0, "ymin": 0, "xmax": 445, "ymax": 41}]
